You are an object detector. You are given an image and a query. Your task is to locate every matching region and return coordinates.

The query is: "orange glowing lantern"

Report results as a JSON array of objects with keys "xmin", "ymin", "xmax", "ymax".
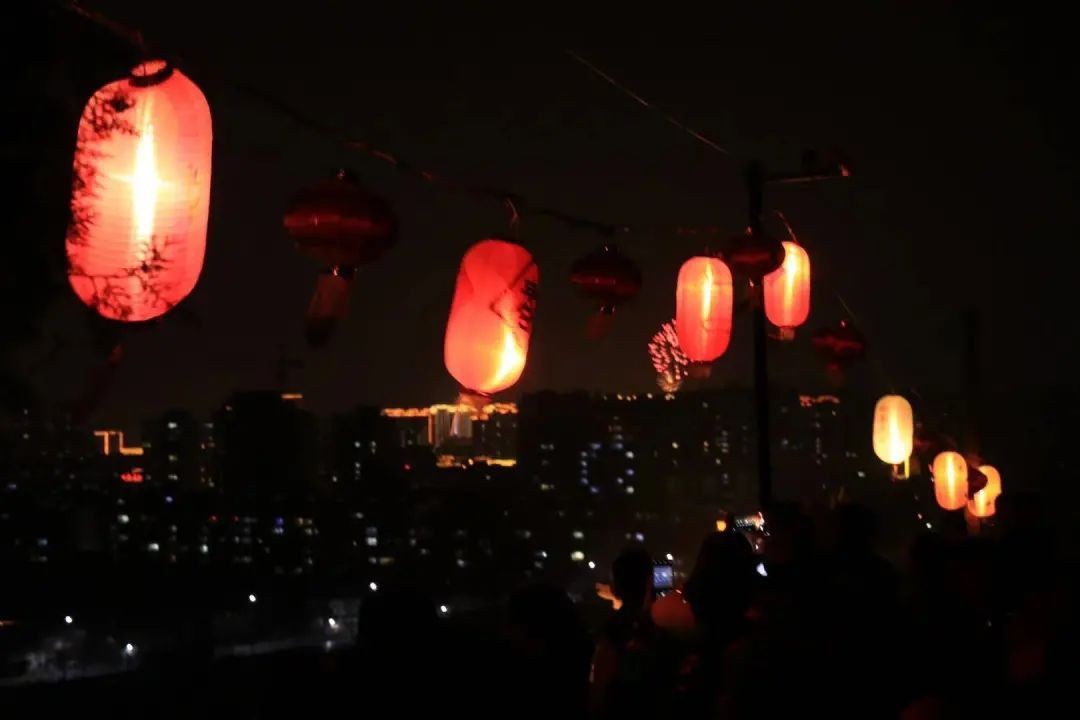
[
  {"xmin": 675, "ymin": 256, "xmax": 733, "ymax": 373},
  {"xmin": 444, "ymin": 238, "xmax": 538, "ymax": 398},
  {"xmin": 872, "ymin": 395, "xmax": 914, "ymax": 465},
  {"xmin": 67, "ymin": 61, "xmax": 212, "ymax": 322},
  {"xmin": 763, "ymin": 241, "xmax": 810, "ymax": 338},
  {"xmin": 932, "ymin": 451, "xmax": 969, "ymax": 510},
  {"xmin": 968, "ymin": 465, "xmax": 1002, "ymax": 518}
]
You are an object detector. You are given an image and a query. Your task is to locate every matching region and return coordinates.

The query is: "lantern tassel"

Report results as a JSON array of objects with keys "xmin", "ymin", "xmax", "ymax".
[{"xmin": 305, "ymin": 271, "xmax": 353, "ymax": 349}]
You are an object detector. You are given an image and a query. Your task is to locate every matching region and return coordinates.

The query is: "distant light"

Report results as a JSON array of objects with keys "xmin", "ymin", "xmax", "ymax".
[
  {"xmin": 164, "ymin": 495, "xmax": 173, "ymax": 504},
  {"xmin": 925, "ymin": 522, "xmax": 933, "ymax": 530},
  {"xmin": 634, "ymin": 532, "xmax": 645, "ymax": 542},
  {"xmin": 199, "ymin": 544, "xmax": 209, "ymax": 554},
  {"xmin": 64, "ymin": 615, "xmax": 73, "ymax": 625},
  {"xmin": 570, "ymin": 550, "xmax": 585, "ymax": 562},
  {"xmin": 625, "ymin": 486, "xmax": 635, "ymax": 495},
  {"xmin": 439, "ymin": 605, "xmax": 449, "ymax": 615},
  {"xmin": 327, "ymin": 617, "xmax": 338, "ymax": 629},
  {"xmin": 715, "ymin": 519, "xmax": 728, "ymax": 532},
  {"xmin": 403, "ymin": 464, "xmax": 411, "ymax": 472},
  {"xmin": 588, "ymin": 560, "xmax": 596, "ymax": 569},
  {"xmin": 665, "ymin": 553, "xmax": 674, "ymax": 562},
  {"xmin": 123, "ymin": 643, "xmax": 136, "ymax": 656},
  {"xmin": 248, "ymin": 594, "xmax": 257, "ymax": 603},
  {"xmin": 671, "ymin": 442, "xmax": 679, "ymax": 449},
  {"xmin": 756, "ymin": 562, "xmax": 768, "ymax": 577},
  {"xmin": 369, "ymin": 582, "xmax": 378, "ymax": 592}
]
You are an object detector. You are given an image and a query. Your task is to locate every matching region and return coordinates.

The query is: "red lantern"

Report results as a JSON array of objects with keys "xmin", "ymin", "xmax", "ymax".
[
  {"xmin": 932, "ymin": 451, "xmax": 969, "ymax": 511},
  {"xmin": 763, "ymin": 241, "xmax": 811, "ymax": 338},
  {"xmin": 675, "ymin": 256, "xmax": 733, "ymax": 373},
  {"xmin": 444, "ymin": 238, "xmax": 538, "ymax": 397},
  {"xmin": 811, "ymin": 320, "xmax": 865, "ymax": 383},
  {"xmin": 569, "ymin": 245, "xmax": 642, "ymax": 337},
  {"xmin": 284, "ymin": 171, "xmax": 396, "ymax": 347},
  {"xmin": 725, "ymin": 227, "xmax": 785, "ymax": 279},
  {"xmin": 67, "ymin": 61, "xmax": 212, "ymax": 322}
]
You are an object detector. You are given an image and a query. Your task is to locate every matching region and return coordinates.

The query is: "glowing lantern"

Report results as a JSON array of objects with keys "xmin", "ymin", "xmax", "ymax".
[
  {"xmin": 569, "ymin": 245, "xmax": 642, "ymax": 337},
  {"xmin": 872, "ymin": 395, "xmax": 914, "ymax": 465},
  {"xmin": 763, "ymin": 241, "xmax": 811, "ymax": 338},
  {"xmin": 968, "ymin": 465, "xmax": 1002, "ymax": 518},
  {"xmin": 675, "ymin": 256, "xmax": 733, "ymax": 373},
  {"xmin": 725, "ymin": 227, "xmax": 785, "ymax": 279},
  {"xmin": 811, "ymin": 320, "xmax": 866, "ymax": 384},
  {"xmin": 284, "ymin": 171, "xmax": 396, "ymax": 347},
  {"xmin": 67, "ymin": 61, "xmax": 212, "ymax": 322},
  {"xmin": 932, "ymin": 451, "xmax": 969, "ymax": 511},
  {"xmin": 444, "ymin": 238, "xmax": 538, "ymax": 397}
]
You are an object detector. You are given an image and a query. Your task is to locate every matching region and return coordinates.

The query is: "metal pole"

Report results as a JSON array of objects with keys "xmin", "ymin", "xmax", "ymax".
[{"xmin": 746, "ymin": 162, "xmax": 773, "ymax": 511}]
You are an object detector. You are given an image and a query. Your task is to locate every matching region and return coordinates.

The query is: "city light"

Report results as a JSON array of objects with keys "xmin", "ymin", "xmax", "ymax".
[
  {"xmin": 439, "ymin": 605, "xmax": 449, "ymax": 615},
  {"xmin": 248, "ymin": 594, "xmax": 257, "ymax": 603},
  {"xmin": 327, "ymin": 618, "xmax": 338, "ymax": 629},
  {"xmin": 588, "ymin": 561, "xmax": 596, "ymax": 569},
  {"xmin": 756, "ymin": 562, "xmax": 768, "ymax": 577},
  {"xmin": 123, "ymin": 643, "xmax": 137, "ymax": 656},
  {"xmin": 665, "ymin": 553, "xmax": 674, "ymax": 561},
  {"xmin": 64, "ymin": 615, "xmax": 73, "ymax": 625},
  {"xmin": 369, "ymin": 581, "xmax": 378, "ymax": 592},
  {"xmin": 570, "ymin": 551, "xmax": 585, "ymax": 562}
]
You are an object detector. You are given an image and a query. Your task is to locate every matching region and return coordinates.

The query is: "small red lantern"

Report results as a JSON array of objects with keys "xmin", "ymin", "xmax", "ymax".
[
  {"xmin": 763, "ymin": 241, "xmax": 811, "ymax": 339},
  {"xmin": 569, "ymin": 245, "xmax": 642, "ymax": 337},
  {"xmin": 675, "ymin": 256, "xmax": 733, "ymax": 375},
  {"xmin": 811, "ymin": 320, "xmax": 866, "ymax": 383},
  {"xmin": 444, "ymin": 238, "xmax": 538, "ymax": 399},
  {"xmin": 284, "ymin": 171, "xmax": 396, "ymax": 347},
  {"xmin": 725, "ymin": 227, "xmax": 785, "ymax": 279},
  {"xmin": 67, "ymin": 60, "xmax": 212, "ymax": 322}
]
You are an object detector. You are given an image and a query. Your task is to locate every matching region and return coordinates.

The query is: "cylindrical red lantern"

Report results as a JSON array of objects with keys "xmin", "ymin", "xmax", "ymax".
[
  {"xmin": 67, "ymin": 61, "xmax": 212, "ymax": 322},
  {"xmin": 675, "ymin": 256, "xmax": 733, "ymax": 372},
  {"xmin": 763, "ymin": 241, "xmax": 810, "ymax": 338},
  {"xmin": 872, "ymin": 395, "xmax": 914, "ymax": 465},
  {"xmin": 968, "ymin": 465, "xmax": 1002, "ymax": 518},
  {"xmin": 444, "ymin": 239, "xmax": 538, "ymax": 396},
  {"xmin": 569, "ymin": 245, "xmax": 642, "ymax": 337},
  {"xmin": 932, "ymin": 451, "xmax": 969, "ymax": 511}
]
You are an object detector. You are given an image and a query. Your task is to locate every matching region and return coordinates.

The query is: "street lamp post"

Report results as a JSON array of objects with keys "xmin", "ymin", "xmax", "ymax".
[{"xmin": 742, "ymin": 156, "xmax": 848, "ymax": 512}]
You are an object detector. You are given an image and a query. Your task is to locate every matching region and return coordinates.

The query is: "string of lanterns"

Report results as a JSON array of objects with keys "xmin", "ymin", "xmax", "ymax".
[{"xmin": 61, "ymin": 8, "xmax": 1002, "ymax": 523}]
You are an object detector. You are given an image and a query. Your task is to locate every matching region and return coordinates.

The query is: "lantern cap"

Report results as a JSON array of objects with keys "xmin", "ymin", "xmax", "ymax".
[{"xmin": 129, "ymin": 59, "xmax": 174, "ymax": 88}]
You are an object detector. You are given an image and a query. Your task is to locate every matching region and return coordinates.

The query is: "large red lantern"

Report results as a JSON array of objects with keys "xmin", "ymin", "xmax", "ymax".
[
  {"xmin": 569, "ymin": 245, "xmax": 642, "ymax": 337},
  {"xmin": 444, "ymin": 238, "xmax": 538, "ymax": 398},
  {"xmin": 284, "ymin": 171, "xmax": 396, "ymax": 347},
  {"xmin": 675, "ymin": 256, "xmax": 733, "ymax": 373},
  {"xmin": 763, "ymin": 241, "xmax": 811, "ymax": 338},
  {"xmin": 67, "ymin": 61, "xmax": 212, "ymax": 322}
]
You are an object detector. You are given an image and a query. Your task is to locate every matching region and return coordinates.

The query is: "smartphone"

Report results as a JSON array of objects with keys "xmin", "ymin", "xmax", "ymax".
[{"xmin": 653, "ymin": 562, "xmax": 674, "ymax": 593}]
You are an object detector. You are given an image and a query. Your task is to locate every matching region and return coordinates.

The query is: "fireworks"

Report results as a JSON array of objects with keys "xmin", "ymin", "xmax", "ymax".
[{"xmin": 648, "ymin": 321, "xmax": 689, "ymax": 392}]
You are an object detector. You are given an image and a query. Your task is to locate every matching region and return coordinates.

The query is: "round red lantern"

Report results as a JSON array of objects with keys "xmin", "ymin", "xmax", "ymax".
[
  {"xmin": 763, "ymin": 241, "xmax": 811, "ymax": 338},
  {"xmin": 811, "ymin": 320, "xmax": 866, "ymax": 383},
  {"xmin": 675, "ymin": 256, "xmax": 733, "ymax": 374},
  {"xmin": 725, "ymin": 227, "xmax": 785, "ymax": 279},
  {"xmin": 66, "ymin": 61, "xmax": 212, "ymax": 322},
  {"xmin": 569, "ymin": 245, "xmax": 642, "ymax": 337},
  {"xmin": 284, "ymin": 171, "xmax": 396, "ymax": 347},
  {"xmin": 444, "ymin": 238, "xmax": 538, "ymax": 397}
]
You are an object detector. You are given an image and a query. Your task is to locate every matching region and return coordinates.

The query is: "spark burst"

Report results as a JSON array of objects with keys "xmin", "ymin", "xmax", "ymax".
[{"xmin": 648, "ymin": 321, "xmax": 689, "ymax": 392}]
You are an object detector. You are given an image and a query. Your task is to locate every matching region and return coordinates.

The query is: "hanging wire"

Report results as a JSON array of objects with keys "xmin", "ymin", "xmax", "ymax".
[{"xmin": 564, "ymin": 50, "xmax": 733, "ymax": 157}]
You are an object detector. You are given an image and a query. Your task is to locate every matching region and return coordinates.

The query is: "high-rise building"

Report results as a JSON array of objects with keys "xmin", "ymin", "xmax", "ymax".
[
  {"xmin": 212, "ymin": 391, "xmax": 318, "ymax": 511},
  {"xmin": 142, "ymin": 409, "xmax": 201, "ymax": 490}
]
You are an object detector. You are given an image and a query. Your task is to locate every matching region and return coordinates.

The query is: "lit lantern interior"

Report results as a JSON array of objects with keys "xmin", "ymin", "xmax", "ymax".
[
  {"xmin": 932, "ymin": 451, "xmax": 969, "ymax": 510},
  {"xmin": 675, "ymin": 257, "xmax": 733, "ymax": 363},
  {"xmin": 968, "ymin": 465, "xmax": 1002, "ymax": 518},
  {"xmin": 444, "ymin": 239, "xmax": 538, "ymax": 395},
  {"xmin": 872, "ymin": 395, "xmax": 914, "ymax": 465},
  {"xmin": 67, "ymin": 61, "xmax": 212, "ymax": 322},
  {"xmin": 763, "ymin": 241, "xmax": 811, "ymax": 332}
]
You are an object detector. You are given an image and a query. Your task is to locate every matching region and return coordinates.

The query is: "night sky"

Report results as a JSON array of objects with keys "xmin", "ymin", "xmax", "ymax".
[{"xmin": 18, "ymin": 3, "xmax": 1080, "ymax": 428}]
